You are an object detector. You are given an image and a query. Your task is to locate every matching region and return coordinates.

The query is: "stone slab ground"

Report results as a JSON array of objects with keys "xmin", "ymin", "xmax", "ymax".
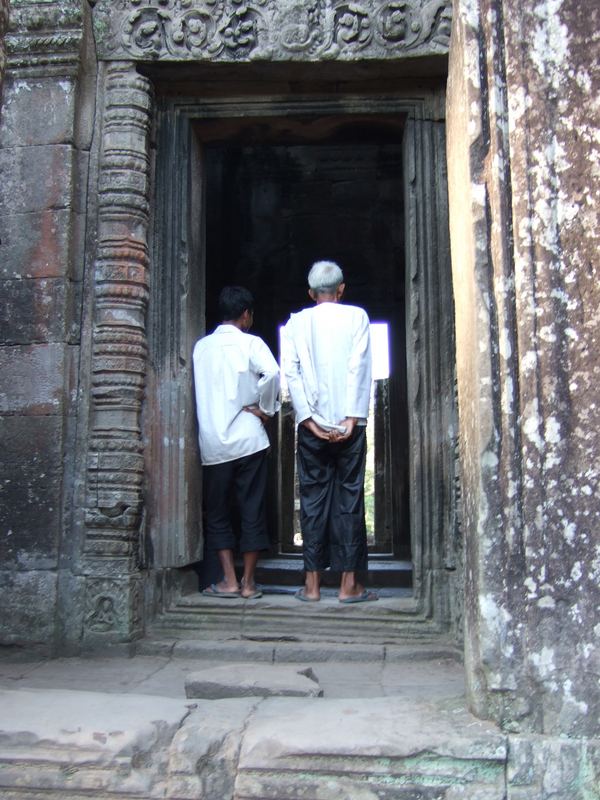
[{"xmin": 0, "ymin": 648, "xmax": 598, "ymax": 798}]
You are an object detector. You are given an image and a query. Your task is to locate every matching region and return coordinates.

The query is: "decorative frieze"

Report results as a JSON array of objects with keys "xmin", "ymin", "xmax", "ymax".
[
  {"xmin": 5, "ymin": 0, "xmax": 83, "ymax": 75},
  {"xmin": 83, "ymin": 64, "xmax": 153, "ymax": 641},
  {"xmin": 92, "ymin": 0, "xmax": 451, "ymax": 62}
]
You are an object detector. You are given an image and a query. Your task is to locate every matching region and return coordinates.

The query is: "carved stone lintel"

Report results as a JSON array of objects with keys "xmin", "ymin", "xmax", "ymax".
[
  {"xmin": 92, "ymin": 0, "xmax": 451, "ymax": 62},
  {"xmin": 83, "ymin": 63, "xmax": 153, "ymax": 640}
]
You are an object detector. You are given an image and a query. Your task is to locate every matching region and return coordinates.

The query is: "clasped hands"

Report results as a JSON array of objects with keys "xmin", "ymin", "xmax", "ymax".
[{"xmin": 301, "ymin": 416, "xmax": 358, "ymax": 442}]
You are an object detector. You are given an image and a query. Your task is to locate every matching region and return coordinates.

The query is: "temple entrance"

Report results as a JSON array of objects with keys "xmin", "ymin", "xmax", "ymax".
[
  {"xmin": 200, "ymin": 115, "xmax": 410, "ymax": 582},
  {"xmin": 149, "ymin": 72, "xmax": 457, "ymax": 618}
]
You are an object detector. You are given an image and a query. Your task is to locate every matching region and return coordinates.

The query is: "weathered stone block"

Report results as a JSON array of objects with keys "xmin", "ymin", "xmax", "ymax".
[
  {"xmin": 0, "ymin": 569, "xmax": 57, "ymax": 646},
  {"xmin": 0, "ymin": 343, "xmax": 72, "ymax": 414},
  {"xmin": 0, "ymin": 279, "xmax": 68, "ymax": 343},
  {"xmin": 0, "ymin": 76, "xmax": 76, "ymax": 147},
  {"xmin": 0, "ymin": 209, "xmax": 73, "ymax": 279},
  {"xmin": 185, "ymin": 664, "xmax": 322, "ymax": 699},
  {"xmin": 237, "ymin": 696, "xmax": 507, "ymax": 799},
  {"xmin": 507, "ymin": 735, "xmax": 600, "ymax": 800},
  {"xmin": 0, "ymin": 415, "xmax": 63, "ymax": 567},
  {"xmin": 167, "ymin": 699, "xmax": 260, "ymax": 799},
  {"xmin": 0, "ymin": 144, "xmax": 74, "ymax": 215},
  {"xmin": 0, "ymin": 688, "xmax": 190, "ymax": 794}
]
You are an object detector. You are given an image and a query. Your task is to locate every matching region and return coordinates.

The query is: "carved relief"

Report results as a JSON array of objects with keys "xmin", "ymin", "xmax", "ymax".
[
  {"xmin": 92, "ymin": 0, "xmax": 451, "ymax": 61},
  {"xmin": 83, "ymin": 63, "xmax": 153, "ymax": 621},
  {"xmin": 279, "ymin": 1, "xmax": 324, "ymax": 55},
  {"xmin": 85, "ymin": 582, "xmax": 119, "ymax": 633},
  {"xmin": 84, "ymin": 576, "xmax": 143, "ymax": 638},
  {"xmin": 332, "ymin": 3, "xmax": 372, "ymax": 51},
  {"xmin": 376, "ymin": 0, "xmax": 450, "ymax": 49},
  {"xmin": 5, "ymin": 0, "xmax": 83, "ymax": 75}
]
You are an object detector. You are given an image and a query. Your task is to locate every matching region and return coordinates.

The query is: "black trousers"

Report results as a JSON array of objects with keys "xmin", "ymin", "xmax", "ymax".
[
  {"xmin": 203, "ymin": 449, "xmax": 270, "ymax": 553},
  {"xmin": 297, "ymin": 425, "xmax": 368, "ymax": 573}
]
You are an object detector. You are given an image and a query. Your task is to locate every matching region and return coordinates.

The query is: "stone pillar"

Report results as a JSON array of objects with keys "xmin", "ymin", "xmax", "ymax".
[
  {"xmin": 0, "ymin": 1, "xmax": 87, "ymax": 650},
  {"xmin": 82, "ymin": 63, "xmax": 153, "ymax": 647},
  {"xmin": 448, "ymin": 0, "xmax": 599, "ymax": 738}
]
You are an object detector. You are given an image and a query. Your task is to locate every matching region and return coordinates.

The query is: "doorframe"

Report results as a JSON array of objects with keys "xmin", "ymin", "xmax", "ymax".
[{"xmin": 147, "ymin": 88, "xmax": 458, "ymax": 623}]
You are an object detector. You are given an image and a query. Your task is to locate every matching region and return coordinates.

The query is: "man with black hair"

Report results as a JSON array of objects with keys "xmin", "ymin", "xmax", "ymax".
[{"xmin": 193, "ymin": 286, "xmax": 280, "ymax": 599}]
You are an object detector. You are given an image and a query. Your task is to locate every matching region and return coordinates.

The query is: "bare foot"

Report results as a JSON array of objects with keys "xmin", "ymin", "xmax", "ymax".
[
  {"xmin": 202, "ymin": 581, "xmax": 240, "ymax": 597},
  {"xmin": 240, "ymin": 578, "xmax": 263, "ymax": 599},
  {"xmin": 294, "ymin": 587, "xmax": 320, "ymax": 602}
]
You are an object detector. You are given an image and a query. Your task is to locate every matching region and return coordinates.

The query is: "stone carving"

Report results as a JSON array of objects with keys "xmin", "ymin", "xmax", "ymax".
[
  {"xmin": 332, "ymin": 4, "xmax": 372, "ymax": 51},
  {"xmin": 92, "ymin": 0, "xmax": 451, "ymax": 61},
  {"xmin": 83, "ymin": 63, "xmax": 153, "ymax": 641},
  {"xmin": 279, "ymin": 1, "xmax": 324, "ymax": 55},
  {"xmin": 84, "ymin": 575, "xmax": 143, "ymax": 638},
  {"xmin": 84, "ymin": 579, "xmax": 121, "ymax": 632},
  {"xmin": 5, "ymin": 0, "xmax": 83, "ymax": 75},
  {"xmin": 377, "ymin": 0, "xmax": 451, "ymax": 49}
]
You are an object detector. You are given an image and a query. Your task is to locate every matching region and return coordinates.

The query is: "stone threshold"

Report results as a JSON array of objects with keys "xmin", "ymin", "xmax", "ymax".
[
  {"xmin": 137, "ymin": 636, "xmax": 461, "ymax": 665},
  {"xmin": 150, "ymin": 589, "xmax": 442, "ymax": 646}
]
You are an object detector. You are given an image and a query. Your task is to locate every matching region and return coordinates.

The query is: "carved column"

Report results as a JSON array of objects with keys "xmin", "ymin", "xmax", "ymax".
[{"xmin": 82, "ymin": 63, "xmax": 153, "ymax": 645}]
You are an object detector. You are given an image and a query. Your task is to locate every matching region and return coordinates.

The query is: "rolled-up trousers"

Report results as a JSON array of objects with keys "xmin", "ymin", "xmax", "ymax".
[
  {"xmin": 203, "ymin": 448, "xmax": 270, "ymax": 553},
  {"xmin": 297, "ymin": 425, "xmax": 368, "ymax": 573}
]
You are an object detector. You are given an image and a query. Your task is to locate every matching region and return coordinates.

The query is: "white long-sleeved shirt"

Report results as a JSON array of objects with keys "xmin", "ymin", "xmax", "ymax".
[
  {"xmin": 193, "ymin": 324, "xmax": 280, "ymax": 465},
  {"xmin": 282, "ymin": 302, "xmax": 372, "ymax": 430}
]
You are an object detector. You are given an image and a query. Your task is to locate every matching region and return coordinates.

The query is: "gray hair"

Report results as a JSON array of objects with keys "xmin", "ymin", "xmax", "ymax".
[{"xmin": 307, "ymin": 260, "xmax": 344, "ymax": 293}]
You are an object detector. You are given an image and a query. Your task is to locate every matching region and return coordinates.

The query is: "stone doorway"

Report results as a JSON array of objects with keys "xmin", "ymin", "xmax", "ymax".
[
  {"xmin": 201, "ymin": 114, "xmax": 410, "ymax": 581},
  {"xmin": 147, "ymin": 74, "xmax": 457, "ymax": 622}
]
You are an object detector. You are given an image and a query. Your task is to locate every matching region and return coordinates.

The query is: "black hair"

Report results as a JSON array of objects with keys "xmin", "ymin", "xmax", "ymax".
[{"xmin": 218, "ymin": 285, "xmax": 254, "ymax": 321}]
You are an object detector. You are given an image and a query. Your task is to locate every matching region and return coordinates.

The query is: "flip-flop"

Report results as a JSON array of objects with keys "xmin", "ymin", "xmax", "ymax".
[
  {"xmin": 240, "ymin": 579, "xmax": 263, "ymax": 600},
  {"xmin": 338, "ymin": 590, "xmax": 379, "ymax": 604},
  {"xmin": 202, "ymin": 583, "xmax": 241, "ymax": 598},
  {"xmin": 294, "ymin": 588, "xmax": 320, "ymax": 602},
  {"xmin": 242, "ymin": 588, "xmax": 263, "ymax": 599}
]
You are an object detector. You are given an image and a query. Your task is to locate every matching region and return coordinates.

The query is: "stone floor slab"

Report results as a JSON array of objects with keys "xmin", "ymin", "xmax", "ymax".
[
  {"xmin": 185, "ymin": 663, "xmax": 323, "ymax": 699},
  {"xmin": 236, "ymin": 695, "xmax": 506, "ymax": 799}
]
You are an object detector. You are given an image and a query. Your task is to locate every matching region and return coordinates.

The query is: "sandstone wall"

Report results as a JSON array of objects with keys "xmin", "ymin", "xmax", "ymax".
[
  {"xmin": 448, "ymin": 0, "xmax": 599, "ymax": 736},
  {"xmin": 0, "ymin": 0, "xmax": 94, "ymax": 651}
]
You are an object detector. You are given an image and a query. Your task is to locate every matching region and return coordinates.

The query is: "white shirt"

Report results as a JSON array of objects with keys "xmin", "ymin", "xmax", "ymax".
[
  {"xmin": 193, "ymin": 324, "xmax": 280, "ymax": 465},
  {"xmin": 282, "ymin": 302, "xmax": 372, "ymax": 430}
]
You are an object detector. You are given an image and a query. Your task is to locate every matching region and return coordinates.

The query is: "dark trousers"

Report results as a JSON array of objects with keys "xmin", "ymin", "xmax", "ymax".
[
  {"xmin": 297, "ymin": 425, "xmax": 368, "ymax": 573},
  {"xmin": 203, "ymin": 449, "xmax": 270, "ymax": 553}
]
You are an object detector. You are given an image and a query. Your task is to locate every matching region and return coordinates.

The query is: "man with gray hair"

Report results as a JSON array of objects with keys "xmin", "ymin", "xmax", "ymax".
[{"xmin": 282, "ymin": 260, "xmax": 377, "ymax": 603}]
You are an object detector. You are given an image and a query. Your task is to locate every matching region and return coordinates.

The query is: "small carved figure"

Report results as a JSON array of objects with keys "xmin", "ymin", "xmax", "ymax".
[{"xmin": 87, "ymin": 595, "xmax": 117, "ymax": 632}]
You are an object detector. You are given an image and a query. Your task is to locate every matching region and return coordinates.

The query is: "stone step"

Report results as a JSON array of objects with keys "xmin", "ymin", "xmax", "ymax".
[
  {"xmin": 137, "ymin": 636, "xmax": 460, "ymax": 665},
  {"xmin": 149, "ymin": 590, "xmax": 444, "ymax": 645}
]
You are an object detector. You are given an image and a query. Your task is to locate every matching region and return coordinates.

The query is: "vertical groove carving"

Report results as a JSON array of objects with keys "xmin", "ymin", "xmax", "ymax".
[{"xmin": 83, "ymin": 64, "xmax": 153, "ymax": 640}]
